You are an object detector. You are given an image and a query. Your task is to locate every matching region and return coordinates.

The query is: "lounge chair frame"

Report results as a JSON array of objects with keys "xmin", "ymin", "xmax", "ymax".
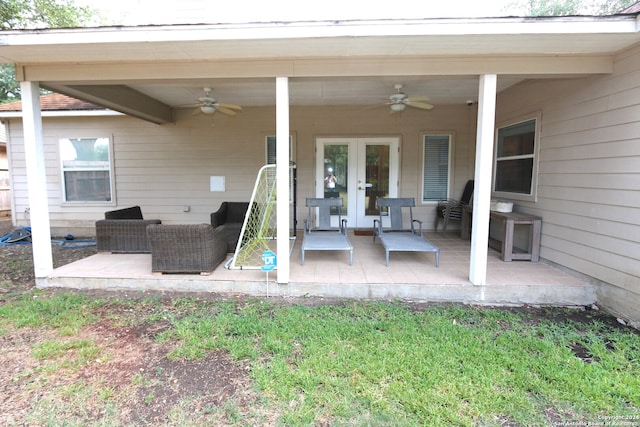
[
  {"xmin": 301, "ymin": 198, "xmax": 353, "ymax": 265},
  {"xmin": 373, "ymin": 197, "xmax": 440, "ymax": 267}
]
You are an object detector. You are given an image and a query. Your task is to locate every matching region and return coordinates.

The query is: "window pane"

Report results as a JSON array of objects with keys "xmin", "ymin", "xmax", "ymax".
[
  {"xmin": 495, "ymin": 158, "xmax": 533, "ymax": 194},
  {"xmin": 365, "ymin": 144, "xmax": 390, "ymax": 216},
  {"xmin": 266, "ymin": 136, "xmax": 276, "ymax": 164},
  {"xmin": 323, "ymin": 144, "xmax": 348, "ymax": 215},
  {"xmin": 64, "ymin": 170, "xmax": 111, "ymax": 202},
  {"xmin": 423, "ymin": 135, "xmax": 450, "ymax": 202},
  {"xmin": 497, "ymin": 120, "xmax": 535, "ymax": 157},
  {"xmin": 60, "ymin": 137, "xmax": 112, "ymax": 202}
]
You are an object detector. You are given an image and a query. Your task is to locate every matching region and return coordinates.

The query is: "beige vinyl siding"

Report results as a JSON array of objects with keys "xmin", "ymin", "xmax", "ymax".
[
  {"xmin": 496, "ymin": 43, "xmax": 640, "ymax": 322},
  {"xmin": 6, "ymin": 104, "xmax": 475, "ymax": 236}
]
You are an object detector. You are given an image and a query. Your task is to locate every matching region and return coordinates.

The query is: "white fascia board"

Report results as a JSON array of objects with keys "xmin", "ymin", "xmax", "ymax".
[
  {"xmin": 0, "ymin": 110, "xmax": 123, "ymax": 118},
  {"xmin": 1, "ymin": 16, "xmax": 638, "ymax": 47}
]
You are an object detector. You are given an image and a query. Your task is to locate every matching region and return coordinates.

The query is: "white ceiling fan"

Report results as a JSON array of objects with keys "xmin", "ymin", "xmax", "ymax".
[
  {"xmin": 191, "ymin": 87, "xmax": 243, "ymax": 116},
  {"xmin": 385, "ymin": 83, "xmax": 434, "ymax": 113}
]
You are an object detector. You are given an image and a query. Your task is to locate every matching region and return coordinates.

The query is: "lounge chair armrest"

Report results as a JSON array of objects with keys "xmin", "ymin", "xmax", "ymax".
[
  {"xmin": 373, "ymin": 219, "xmax": 382, "ymax": 241},
  {"xmin": 412, "ymin": 219, "xmax": 423, "ymax": 235}
]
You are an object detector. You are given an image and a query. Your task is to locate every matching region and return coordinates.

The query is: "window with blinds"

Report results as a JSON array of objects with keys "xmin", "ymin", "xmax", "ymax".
[
  {"xmin": 422, "ymin": 134, "xmax": 451, "ymax": 202},
  {"xmin": 265, "ymin": 135, "xmax": 293, "ymax": 164}
]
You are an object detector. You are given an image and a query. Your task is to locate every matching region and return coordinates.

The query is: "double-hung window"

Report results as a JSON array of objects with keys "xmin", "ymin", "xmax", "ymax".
[
  {"xmin": 422, "ymin": 134, "xmax": 452, "ymax": 202},
  {"xmin": 493, "ymin": 115, "xmax": 540, "ymax": 201},
  {"xmin": 60, "ymin": 137, "xmax": 113, "ymax": 203}
]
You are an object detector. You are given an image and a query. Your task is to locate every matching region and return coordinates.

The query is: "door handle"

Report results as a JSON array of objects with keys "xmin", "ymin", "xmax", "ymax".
[{"xmin": 358, "ymin": 180, "xmax": 373, "ymax": 190}]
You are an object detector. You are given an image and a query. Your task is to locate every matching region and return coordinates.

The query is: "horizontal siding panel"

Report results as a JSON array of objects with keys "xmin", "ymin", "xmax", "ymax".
[
  {"xmin": 542, "ymin": 95, "xmax": 610, "ymax": 125},
  {"xmin": 538, "ymin": 173, "xmax": 640, "ymax": 190},
  {"xmin": 543, "ymin": 223, "xmax": 640, "ymax": 266},
  {"xmin": 607, "ymin": 81, "xmax": 640, "ymax": 110},
  {"xmin": 543, "ymin": 104, "xmax": 640, "ymax": 137},
  {"xmin": 542, "ymin": 235, "xmax": 640, "ymax": 285},
  {"xmin": 537, "ymin": 186, "xmax": 640, "ymax": 208},
  {"xmin": 542, "ymin": 121, "xmax": 640, "ymax": 149},
  {"xmin": 539, "ymin": 139, "xmax": 640, "ymax": 161},
  {"xmin": 542, "ymin": 245, "xmax": 640, "ymax": 293},
  {"xmin": 538, "ymin": 157, "xmax": 640, "ymax": 174},
  {"xmin": 533, "ymin": 198, "xmax": 639, "ymax": 226},
  {"xmin": 538, "ymin": 209, "xmax": 640, "ymax": 242}
]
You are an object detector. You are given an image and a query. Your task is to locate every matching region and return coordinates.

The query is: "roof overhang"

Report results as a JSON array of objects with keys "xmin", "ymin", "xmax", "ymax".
[
  {"xmin": 2, "ymin": 16, "xmax": 640, "ymax": 62},
  {"xmin": 1, "ymin": 15, "xmax": 639, "ymax": 124}
]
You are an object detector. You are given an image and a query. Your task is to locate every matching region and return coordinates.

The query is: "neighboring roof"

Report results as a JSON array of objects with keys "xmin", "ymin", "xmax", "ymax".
[
  {"xmin": 0, "ymin": 93, "xmax": 103, "ymax": 111},
  {"xmin": 621, "ymin": 2, "xmax": 640, "ymax": 13},
  {"xmin": 0, "ymin": 93, "xmax": 122, "ymax": 119}
]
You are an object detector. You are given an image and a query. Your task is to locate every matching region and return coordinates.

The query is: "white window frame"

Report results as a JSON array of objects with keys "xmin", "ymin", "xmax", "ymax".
[
  {"xmin": 493, "ymin": 112, "xmax": 541, "ymax": 202},
  {"xmin": 59, "ymin": 136, "xmax": 115, "ymax": 205},
  {"xmin": 421, "ymin": 132, "xmax": 453, "ymax": 203}
]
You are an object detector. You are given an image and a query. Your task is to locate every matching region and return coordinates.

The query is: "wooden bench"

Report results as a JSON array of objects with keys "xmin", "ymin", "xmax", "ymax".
[{"xmin": 461, "ymin": 205, "xmax": 541, "ymax": 262}]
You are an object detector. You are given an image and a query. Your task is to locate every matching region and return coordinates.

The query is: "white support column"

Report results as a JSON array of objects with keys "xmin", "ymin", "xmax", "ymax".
[
  {"xmin": 276, "ymin": 77, "xmax": 290, "ymax": 284},
  {"xmin": 20, "ymin": 81, "xmax": 53, "ymax": 278},
  {"xmin": 469, "ymin": 74, "xmax": 497, "ymax": 286}
]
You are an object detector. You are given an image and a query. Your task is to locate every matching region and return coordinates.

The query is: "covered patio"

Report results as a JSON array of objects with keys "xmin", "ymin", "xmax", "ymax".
[{"xmin": 44, "ymin": 231, "xmax": 595, "ymax": 306}]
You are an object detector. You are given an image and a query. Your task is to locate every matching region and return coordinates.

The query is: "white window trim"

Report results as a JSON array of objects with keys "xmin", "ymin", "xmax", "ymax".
[
  {"xmin": 493, "ymin": 112, "xmax": 541, "ymax": 203},
  {"xmin": 421, "ymin": 132, "xmax": 454, "ymax": 204},
  {"xmin": 59, "ymin": 136, "xmax": 115, "ymax": 206}
]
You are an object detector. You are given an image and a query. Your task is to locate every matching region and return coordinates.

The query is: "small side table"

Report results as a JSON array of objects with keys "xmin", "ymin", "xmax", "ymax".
[{"xmin": 461, "ymin": 205, "xmax": 542, "ymax": 262}]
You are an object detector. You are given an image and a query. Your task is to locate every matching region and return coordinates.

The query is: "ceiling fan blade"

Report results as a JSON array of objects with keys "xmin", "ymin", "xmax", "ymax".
[
  {"xmin": 216, "ymin": 106, "xmax": 238, "ymax": 116},
  {"xmin": 217, "ymin": 102, "xmax": 243, "ymax": 110},
  {"xmin": 406, "ymin": 101, "xmax": 434, "ymax": 110},
  {"xmin": 406, "ymin": 96, "xmax": 430, "ymax": 102},
  {"xmin": 192, "ymin": 107, "xmax": 202, "ymax": 115}
]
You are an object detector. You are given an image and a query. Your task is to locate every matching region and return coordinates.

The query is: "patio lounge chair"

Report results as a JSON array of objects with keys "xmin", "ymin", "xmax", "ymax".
[
  {"xmin": 96, "ymin": 206, "xmax": 161, "ymax": 253},
  {"xmin": 434, "ymin": 179, "xmax": 474, "ymax": 232},
  {"xmin": 373, "ymin": 197, "xmax": 439, "ymax": 267},
  {"xmin": 301, "ymin": 198, "xmax": 353, "ymax": 265}
]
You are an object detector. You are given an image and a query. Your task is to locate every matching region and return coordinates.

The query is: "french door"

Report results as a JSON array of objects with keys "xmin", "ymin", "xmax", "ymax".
[{"xmin": 315, "ymin": 137, "xmax": 399, "ymax": 228}]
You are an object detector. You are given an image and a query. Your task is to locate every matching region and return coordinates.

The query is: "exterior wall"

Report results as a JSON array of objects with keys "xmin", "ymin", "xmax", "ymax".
[
  {"xmin": 496, "ymin": 43, "xmax": 640, "ymax": 324},
  {"xmin": 6, "ymin": 103, "xmax": 475, "ymax": 236}
]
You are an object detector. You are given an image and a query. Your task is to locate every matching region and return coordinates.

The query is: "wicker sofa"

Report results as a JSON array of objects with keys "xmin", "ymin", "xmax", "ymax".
[
  {"xmin": 146, "ymin": 224, "xmax": 227, "ymax": 274},
  {"xmin": 210, "ymin": 202, "xmax": 249, "ymax": 252},
  {"xmin": 95, "ymin": 206, "xmax": 161, "ymax": 253}
]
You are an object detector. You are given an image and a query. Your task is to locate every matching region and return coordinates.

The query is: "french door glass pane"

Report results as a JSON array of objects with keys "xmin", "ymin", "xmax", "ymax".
[
  {"xmin": 365, "ymin": 144, "xmax": 390, "ymax": 216},
  {"xmin": 323, "ymin": 144, "xmax": 348, "ymax": 215}
]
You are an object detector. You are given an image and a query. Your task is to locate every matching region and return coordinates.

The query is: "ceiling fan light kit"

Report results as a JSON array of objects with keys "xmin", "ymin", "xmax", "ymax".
[{"xmin": 200, "ymin": 105, "xmax": 216, "ymax": 114}]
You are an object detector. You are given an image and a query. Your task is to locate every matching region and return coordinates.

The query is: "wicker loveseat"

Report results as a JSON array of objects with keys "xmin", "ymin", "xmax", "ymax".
[
  {"xmin": 210, "ymin": 202, "xmax": 249, "ymax": 252},
  {"xmin": 146, "ymin": 224, "xmax": 227, "ymax": 274},
  {"xmin": 95, "ymin": 206, "xmax": 161, "ymax": 253}
]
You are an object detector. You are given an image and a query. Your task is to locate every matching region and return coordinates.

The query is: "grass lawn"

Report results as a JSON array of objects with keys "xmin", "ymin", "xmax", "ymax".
[{"xmin": 1, "ymin": 291, "xmax": 639, "ymax": 426}]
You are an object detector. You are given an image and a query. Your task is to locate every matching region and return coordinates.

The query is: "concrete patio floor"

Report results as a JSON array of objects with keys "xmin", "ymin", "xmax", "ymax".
[{"xmin": 42, "ymin": 232, "xmax": 596, "ymax": 306}]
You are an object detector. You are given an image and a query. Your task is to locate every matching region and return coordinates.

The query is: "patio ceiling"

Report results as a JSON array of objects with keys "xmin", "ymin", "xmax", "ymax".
[{"xmin": 2, "ymin": 15, "xmax": 639, "ymax": 123}]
